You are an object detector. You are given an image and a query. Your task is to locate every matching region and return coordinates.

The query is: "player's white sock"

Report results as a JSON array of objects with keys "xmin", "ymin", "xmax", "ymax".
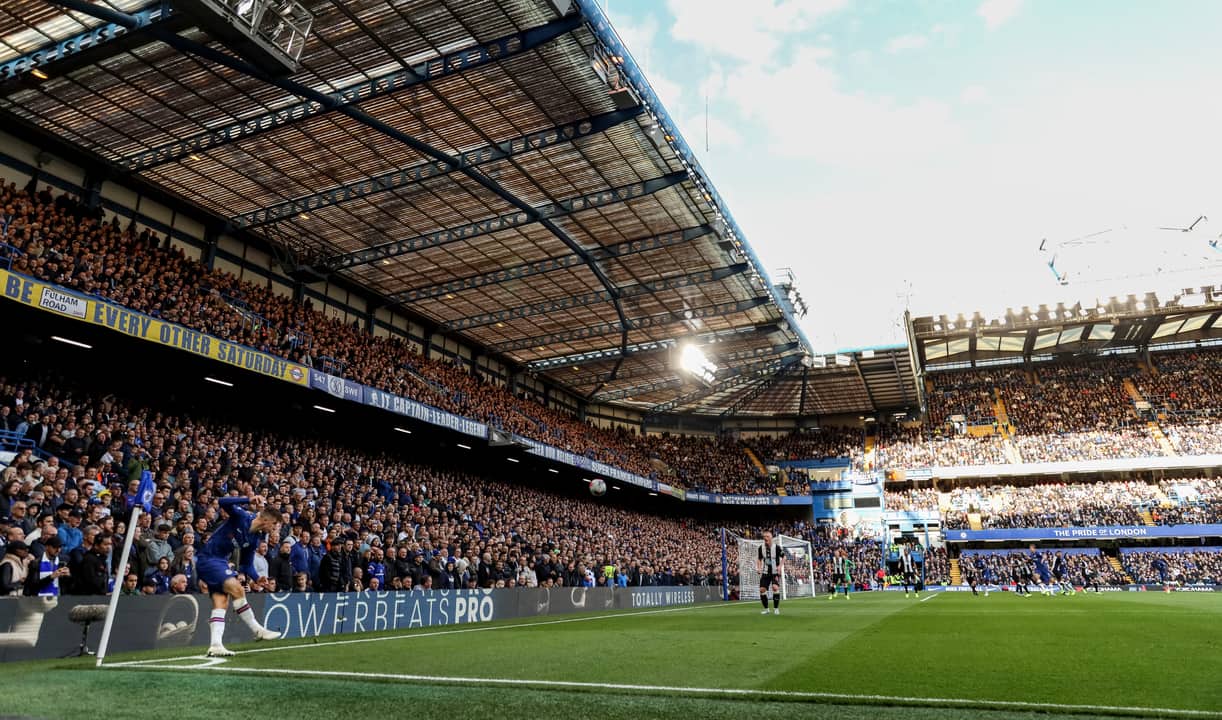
[
  {"xmin": 209, "ymin": 609, "xmax": 226, "ymax": 647},
  {"xmin": 233, "ymin": 598, "xmax": 263, "ymax": 633}
]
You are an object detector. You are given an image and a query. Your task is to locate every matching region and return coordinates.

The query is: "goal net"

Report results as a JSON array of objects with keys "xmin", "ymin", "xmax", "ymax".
[{"xmin": 724, "ymin": 531, "xmax": 815, "ymax": 601}]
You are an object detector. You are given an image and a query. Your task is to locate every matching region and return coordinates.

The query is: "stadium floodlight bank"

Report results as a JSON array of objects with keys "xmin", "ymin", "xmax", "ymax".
[{"xmin": 722, "ymin": 529, "xmax": 815, "ymax": 601}]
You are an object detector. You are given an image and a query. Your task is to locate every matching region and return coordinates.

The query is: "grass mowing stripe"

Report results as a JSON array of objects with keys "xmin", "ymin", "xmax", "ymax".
[{"xmin": 107, "ymin": 663, "xmax": 1222, "ymax": 719}]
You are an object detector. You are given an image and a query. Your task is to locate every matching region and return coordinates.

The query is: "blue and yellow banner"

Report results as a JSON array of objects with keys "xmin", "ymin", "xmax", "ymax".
[{"xmin": 0, "ymin": 269, "xmax": 309, "ymax": 386}]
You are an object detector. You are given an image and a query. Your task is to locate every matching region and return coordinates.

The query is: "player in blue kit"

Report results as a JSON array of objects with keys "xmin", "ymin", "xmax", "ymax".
[
  {"xmin": 1029, "ymin": 547, "xmax": 1053, "ymax": 596},
  {"xmin": 1051, "ymin": 550, "xmax": 1075, "ymax": 595},
  {"xmin": 200, "ymin": 494, "xmax": 284, "ymax": 657}
]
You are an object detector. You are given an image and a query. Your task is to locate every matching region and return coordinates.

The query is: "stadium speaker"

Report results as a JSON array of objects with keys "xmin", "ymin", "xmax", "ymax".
[{"xmin": 66, "ymin": 604, "xmax": 108, "ymax": 658}]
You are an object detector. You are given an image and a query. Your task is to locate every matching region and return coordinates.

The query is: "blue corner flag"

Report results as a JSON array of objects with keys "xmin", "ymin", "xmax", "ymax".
[{"xmin": 135, "ymin": 470, "xmax": 155, "ymax": 513}]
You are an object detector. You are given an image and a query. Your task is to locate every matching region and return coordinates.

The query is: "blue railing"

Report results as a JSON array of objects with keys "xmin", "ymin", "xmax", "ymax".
[{"xmin": 0, "ymin": 241, "xmax": 22, "ymax": 270}]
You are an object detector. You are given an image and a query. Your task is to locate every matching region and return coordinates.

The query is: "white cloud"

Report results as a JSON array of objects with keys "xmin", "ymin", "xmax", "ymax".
[
  {"xmin": 684, "ymin": 111, "xmax": 744, "ymax": 154},
  {"xmin": 977, "ymin": 0, "xmax": 1023, "ymax": 30},
  {"xmin": 618, "ymin": 0, "xmax": 1222, "ymax": 348},
  {"xmin": 666, "ymin": 0, "xmax": 848, "ymax": 62},
  {"xmin": 702, "ymin": 51, "xmax": 1222, "ymax": 348},
  {"xmin": 960, "ymin": 85, "xmax": 989, "ymax": 105},
  {"xmin": 720, "ymin": 46, "xmax": 959, "ymax": 167},
  {"xmin": 886, "ymin": 34, "xmax": 928, "ymax": 54}
]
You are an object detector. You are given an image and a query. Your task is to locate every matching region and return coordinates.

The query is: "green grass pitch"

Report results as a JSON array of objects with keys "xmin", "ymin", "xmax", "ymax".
[{"xmin": 2, "ymin": 591, "xmax": 1219, "ymax": 719}]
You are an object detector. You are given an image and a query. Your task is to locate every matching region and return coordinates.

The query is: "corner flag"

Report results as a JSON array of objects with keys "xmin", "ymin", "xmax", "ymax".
[{"xmin": 134, "ymin": 470, "xmax": 155, "ymax": 513}]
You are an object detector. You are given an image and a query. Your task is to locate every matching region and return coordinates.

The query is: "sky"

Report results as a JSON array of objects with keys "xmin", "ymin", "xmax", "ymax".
[{"xmin": 598, "ymin": 0, "xmax": 1222, "ymax": 352}]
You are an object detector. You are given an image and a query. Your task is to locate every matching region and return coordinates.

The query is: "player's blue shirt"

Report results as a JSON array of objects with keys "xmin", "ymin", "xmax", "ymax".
[
  {"xmin": 201, "ymin": 497, "xmax": 265, "ymax": 580},
  {"xmin": 1030, "ymin": 552, "xmax": 1050, "ymax": 573}
]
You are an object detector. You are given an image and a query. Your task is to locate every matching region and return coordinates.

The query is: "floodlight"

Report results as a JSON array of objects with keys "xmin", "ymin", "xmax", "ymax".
[{"xmin": 678, "ymin": 344, "xmax": 717, "ymax": 384}]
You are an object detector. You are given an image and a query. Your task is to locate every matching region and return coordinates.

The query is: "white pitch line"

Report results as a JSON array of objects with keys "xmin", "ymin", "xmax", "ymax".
[
  {"xmin": 918, "ymin": 593, "xmax": 939, "ymax": 603},
  {"xmin": 105, "ymin": 663, "xmax": 1222, "ymax": 718},
  {"xmin": 104, "ymin": 601, "xmax": 734, "ymax": 667}
]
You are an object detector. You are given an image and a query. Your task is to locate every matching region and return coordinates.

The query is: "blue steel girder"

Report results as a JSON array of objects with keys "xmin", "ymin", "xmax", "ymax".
[
  {"xmin": 0, "ymin": 3, "xmax": 175, "ymax": 84},
  {"xmin": 43, "ymin": 0, "xmax": 641, "ymax": 381},
  {"xmin": 325, "ymin": 171, "xmax": 687, "ymax": 272},
  {"xmin": 573, "ymin": 0, "xmax": 816, "ymax": 358},
  {"xmin": 494, "ymin": 296, "xmax": 771, "ymax": 354},
  {"xmin": 118, "ymin": 14, "xmax": 583, "ymax": 172},
  {"xmin": 442, "ymin": 263, "xmax": 748, "ymax": 332},
  {"xmin": 395, "ymin": 225, "xmax": 712, "ymax": 304},
  {"xmin": 720, "ymin": 364, "xmax": 798, "ymax": 417},
  {"xmin": 645, "ymin": 355, "xmax": 802, "ymax": 416},
  {"xmin": 229, "ymin": 106, "xmax": 643, "ymax": 229},
  {"xmin": 590, "ymin": 377, "xmax": 684, "ymax": 403}
]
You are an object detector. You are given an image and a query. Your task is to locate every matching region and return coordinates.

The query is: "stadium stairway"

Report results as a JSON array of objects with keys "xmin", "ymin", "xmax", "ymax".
[
  {"xmin": 967, "ymin": 513, "xmax": 983, "ymax": 531},
  {"xmin": 1147, "ymin": 422, "xmax": 1177, "ymax": 456},
  {"xmin": 1004, "ymin": 440, "xmax": 1024, "ymax": 464},
  {"xmin": 1105, "ymin": 553, "xmax": 1134, "ymax": 583},
  {"xmin": 1122, "ymin": 378, "xmax": 1146, "ymax": 405},
  {"xmin": 862, "ymin": 428, "xmax": 878, "ymax": 471},
  {"xmin": 950, "ymin": 558, "xmax": 962, "ymax": 585},
  {"xmin": 744, "ymin": 446, "xmax": 768, "ymax": 476},
  {"xmin": 1139, "ymin": 509, "xmax": 1156, "ymax": 526},
  {"xmin": 991, "ymin": 389, "xmax": 1013, "ymax": 438}
]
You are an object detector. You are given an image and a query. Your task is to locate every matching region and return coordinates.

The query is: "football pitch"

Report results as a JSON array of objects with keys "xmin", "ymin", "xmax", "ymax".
[{"xmin": 2, "ymin": 592, "xmax": 1220, "ymax": 719}]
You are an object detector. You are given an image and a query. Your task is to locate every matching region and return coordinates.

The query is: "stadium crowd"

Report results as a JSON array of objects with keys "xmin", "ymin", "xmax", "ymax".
[
  {"xmin": 751, "ymin": 427, "xmax": 864, "ymax": 466},
  {"xmin": 0, "ymin": 373, "xmax": 730, "ymax": 598},
  {"xmin": 1121, "ymin": 548, "xmax": 1222, "ymax": 585},
  {"xmin": 2, "ymin": 179, "xmax": 1221, "ymax": 500},
  {"xmin": 874, "ymin": 426, "xmax": 1009, "ymax": 469},
  {"xmin": 1134, "ymin": 351, "xmax": 1222, "ymax": 419},
  {"xmin": 960, "ymin": 550, "xmax": 1128, "ymax": 587},
  {"xmin": 886, "ymin": 478, "xmax": 1221, "ymax": 530}
]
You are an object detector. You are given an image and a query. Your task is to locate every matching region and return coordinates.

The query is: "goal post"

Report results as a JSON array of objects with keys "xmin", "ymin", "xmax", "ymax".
[{"xmin": 723, "ymin": 530, "xmax": 815, "ymax": 601}]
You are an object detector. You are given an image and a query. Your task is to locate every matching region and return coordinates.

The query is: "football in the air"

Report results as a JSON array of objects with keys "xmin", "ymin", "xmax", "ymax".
[{"xmin": 589, "ymin": 478, "xmax": 607, "ymax": 496}]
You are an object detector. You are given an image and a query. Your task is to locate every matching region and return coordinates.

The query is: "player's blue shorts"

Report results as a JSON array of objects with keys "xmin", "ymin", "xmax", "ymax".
[
  {"xmin": 198, "ymin": 555, "xmax": 237, "ymax": 595},
  {"xmin": 1037, "ymin": 571, "xmax": 1051, "ymax": 584}
]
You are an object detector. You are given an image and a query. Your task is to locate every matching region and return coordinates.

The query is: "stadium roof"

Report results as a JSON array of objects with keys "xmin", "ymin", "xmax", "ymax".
[
  {"xmin": 0, "ymin": 0, "xmax": 916, "ymax": 417},
  {"xmin": 912, "ymin": 286, "xmax": 1222, "ymax": 369}
]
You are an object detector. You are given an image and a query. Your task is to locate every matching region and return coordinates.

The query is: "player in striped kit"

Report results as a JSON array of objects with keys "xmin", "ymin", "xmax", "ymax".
[
  {"xmin": 899, "ymin": 545, "xmax": 919, "ymax": 599},
  {"xmin": 828, "ymin": 549, "xmax": 854, "ymax": 600},
  {"xmin": 756, "ymin": 531, "xmax": 784, "ymax": 615}
]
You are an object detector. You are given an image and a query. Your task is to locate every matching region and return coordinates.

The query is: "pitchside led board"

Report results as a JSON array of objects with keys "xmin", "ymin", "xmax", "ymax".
[{"xmin": 0, "ymin": 587, "xmax": 721, "ymax": 663}]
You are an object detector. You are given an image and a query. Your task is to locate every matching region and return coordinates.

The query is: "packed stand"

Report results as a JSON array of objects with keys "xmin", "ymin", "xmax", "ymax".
[
  {"xmin": 1135, "ymin": 350, "xmax": 1222, "ymax": 419},
  {"xmin": 750, "ymin": 427, "xmax": 863, "ymax": 465},
  {"xmin": 642, "ymin": 435, "xmax": 761, "ymax": 495},
  {"xmin": 0, "ymin": 374, "xmax": 728, "ymax": 598},
  {"xmin": 888, "ymin": 478, "xmax": 1221, "ymax": 530},
  {"xmin": 1004, "ymin": 358, "xmax": 1140, "ymax": 433},
  {"xmin": 0, "ymin": 179, "xmax": 666, "ymax": 485},
  {"xmin": 874, "ymin": 424, "xmax": 1009, "ymax": 469},
  {"xmin": 1121, "ymin": 547, "xmax": 1222, "ymax": 585},
  {"xmin": 883, "ymin": 488, "xmax": 939, "ymax": 512},
  {"xmin": 1164, "ymin": 420, "xmax": 1222, "ymax": 456},
  {"xmin": 960, "ymin": 549, "xmax": 1127, "ymax": 586},
  {"xmin": 939, "ymin": 481, "xmax": 1156, "ymax": 529},
  {"xmin": 924, "ymin": 368, "xmax": 1026, "ymax": 432},
  {"xmin": 1151, "ymin": 478, "xmax": 1222, "ymax": 525}
]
